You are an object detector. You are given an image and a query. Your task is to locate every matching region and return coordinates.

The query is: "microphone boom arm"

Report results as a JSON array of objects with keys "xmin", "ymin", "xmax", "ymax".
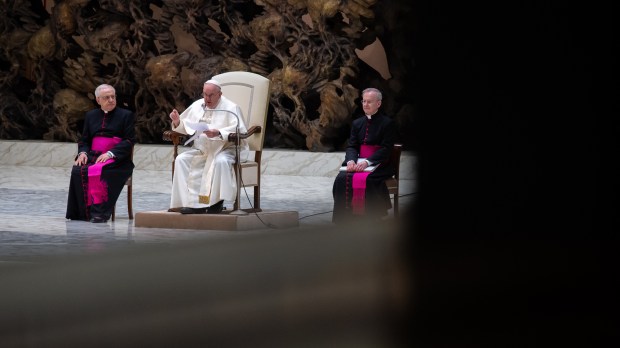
[{"xmin": 205, "ymin": 108, "xmax": 250, "ymax": 216}]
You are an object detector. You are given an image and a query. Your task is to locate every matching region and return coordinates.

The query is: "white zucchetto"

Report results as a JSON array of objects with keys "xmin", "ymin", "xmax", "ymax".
[{"xmin": 204, "ymin": 79, "xmax": 222, "ymax": 88}]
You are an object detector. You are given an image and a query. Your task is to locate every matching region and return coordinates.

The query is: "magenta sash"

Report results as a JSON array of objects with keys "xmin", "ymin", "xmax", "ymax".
[
  {"xmin": 87, "ymin": 136, "xmax": 121, "ymax": 206},
  {"xmin": 351, "ymin": 144, "xmax": 381, "ymax": 215}
]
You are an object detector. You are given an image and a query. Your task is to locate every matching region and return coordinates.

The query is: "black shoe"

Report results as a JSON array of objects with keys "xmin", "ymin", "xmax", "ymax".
[
  {"xmin": 207, "ymin": 200, "xmax": 224, "ymax": 214},
  {"xmin": 180, "ymin": 207, "xmax": 207, "ymax": 214},
  {"xmin": 90, "ymin": 216, "xmax": 108, "ymax": 223}
]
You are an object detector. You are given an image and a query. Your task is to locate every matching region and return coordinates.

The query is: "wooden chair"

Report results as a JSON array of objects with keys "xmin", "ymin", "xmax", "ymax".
[
  {"xmin": 163, "ymin": 71, "xmax": 270, "ymax": 212},
  {"xmin": 111, "ymin": 147, "xmax": 134, "ymax": 221},
  {"xmin": 385, "ymin": 144, "xmax": 402, "ymax": 218}
]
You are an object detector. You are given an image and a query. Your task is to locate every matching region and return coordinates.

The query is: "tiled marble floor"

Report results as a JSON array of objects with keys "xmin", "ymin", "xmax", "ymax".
[{"xmin": 0, "ymin": 142, "xmax": 416, "ymax": 346}]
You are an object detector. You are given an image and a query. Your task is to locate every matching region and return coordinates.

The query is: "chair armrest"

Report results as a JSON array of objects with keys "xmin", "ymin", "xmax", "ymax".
[
  {"xmin": 164, "ymin": 126, "xmax": 261, "ymax": 147},
  {"xmin": 227, "ymin": 125, "xmax": 262, "ymax": 143},
  {"xmin": 162, "ymin": 130, "xmax": 187, "ymax": 146}
]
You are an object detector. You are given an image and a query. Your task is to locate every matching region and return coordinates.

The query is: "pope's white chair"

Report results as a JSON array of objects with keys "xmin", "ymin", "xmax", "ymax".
[{"xmin": 163, "ymin": 71, "xmax": 270, "ymax": 212}]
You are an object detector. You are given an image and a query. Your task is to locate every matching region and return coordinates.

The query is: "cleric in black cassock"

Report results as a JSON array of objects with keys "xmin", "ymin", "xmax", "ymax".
[
  {"xmin": 66, "ymin": 84, "xmax": 135, "ymax": 223},
  {"xmin": 332, "ymin": 88, "xmax": 397, "ymax": 224}
]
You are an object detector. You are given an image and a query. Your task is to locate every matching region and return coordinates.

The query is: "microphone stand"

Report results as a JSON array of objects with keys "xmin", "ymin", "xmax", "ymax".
[{"xmin": 207, "ymin": 109, "xmax": 248, "ymax": 216}]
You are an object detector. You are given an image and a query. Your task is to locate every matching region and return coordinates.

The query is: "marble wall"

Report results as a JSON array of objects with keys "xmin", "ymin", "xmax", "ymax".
[{"xmin": 0, "ymin": 140, "xmax": 415, "ymax": 180}]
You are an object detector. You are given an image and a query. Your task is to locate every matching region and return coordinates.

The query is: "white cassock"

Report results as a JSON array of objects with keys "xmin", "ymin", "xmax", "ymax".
[{"xmin": 170, "ymin": 95, "xmax": 249, "ymax": 209}]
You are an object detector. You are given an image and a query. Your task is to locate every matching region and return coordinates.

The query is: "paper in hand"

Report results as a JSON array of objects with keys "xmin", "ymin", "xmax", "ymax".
[{"xmin": 183, "ymin": 121, "xmax": 210, "ymax": 145}]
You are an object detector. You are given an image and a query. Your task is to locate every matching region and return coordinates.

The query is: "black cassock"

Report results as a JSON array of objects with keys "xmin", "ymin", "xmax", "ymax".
[
  {"xmin": 332, "ymin": 111, "xmax": 397, "ymax": 223},
  {"xmin": 66, "ymin": 107, "xmax": 135, "ymax": 221}
]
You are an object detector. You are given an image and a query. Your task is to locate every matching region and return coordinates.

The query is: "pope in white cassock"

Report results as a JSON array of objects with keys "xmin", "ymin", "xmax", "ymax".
[{"xmin": 168, "ymin": 79, "xmax": 249, "ymax": 214}]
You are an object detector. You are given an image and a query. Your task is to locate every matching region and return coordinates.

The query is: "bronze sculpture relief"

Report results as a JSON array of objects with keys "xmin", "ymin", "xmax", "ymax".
[{"xmin": 0, "ymin": 0, "xmax": 414, "ymax": 151}]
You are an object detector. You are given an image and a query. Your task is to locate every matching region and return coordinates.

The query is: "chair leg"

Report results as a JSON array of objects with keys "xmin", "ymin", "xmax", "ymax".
[
  {"xmin": 127, "ymin": 183, "xmax": 133, "ymax": 219},
  {"xmin": 393, "ymin": 192, "xmax": 399, "ymax": 218},
  {"xmin": 254, "ymin": 186, "xmax": 260, "ymax": 211},
  {"xmin": 111, "ymin": 205, "xmax": 116, "ymax": 221}
]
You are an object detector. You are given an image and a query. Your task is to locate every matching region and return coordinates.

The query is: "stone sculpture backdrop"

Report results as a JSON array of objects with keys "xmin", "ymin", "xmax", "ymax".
[{"xmin": 0, "ymin": 0, "xmax": 415, "ymax": 151}]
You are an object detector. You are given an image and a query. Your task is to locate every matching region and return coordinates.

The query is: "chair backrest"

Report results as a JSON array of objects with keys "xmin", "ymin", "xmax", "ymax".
[{"xmin": 211, "ymin": 71, "xmax": 271, "ymax": 152}]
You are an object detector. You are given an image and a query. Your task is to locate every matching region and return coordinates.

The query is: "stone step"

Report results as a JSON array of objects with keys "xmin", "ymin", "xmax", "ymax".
[{"xmin": 134, "ymin": 210, "xmax": 299, "ymax": 231}]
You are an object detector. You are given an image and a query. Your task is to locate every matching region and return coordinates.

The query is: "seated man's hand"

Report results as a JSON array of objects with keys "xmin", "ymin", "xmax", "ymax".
[
  {"xmin": 95, "ymin": 153, "xmax": 112, "ymax": 163},
  {"xmin": 75, "ymin": 153, "xmax": 87, "ymax": 166},
  {"xmin": 204, "ymin": 129, "xmax": 221, "ymax": 138},
  {"xmin": 169, "ymin": 109, "xmax": 180, "ymax": 127},
  {"xmin": 346, "ymin": 160, "xmax": 356, "ymax": 172},
  {"xmin": 353, "ymin": 161, "xmax": 369, "ymax": 172}
]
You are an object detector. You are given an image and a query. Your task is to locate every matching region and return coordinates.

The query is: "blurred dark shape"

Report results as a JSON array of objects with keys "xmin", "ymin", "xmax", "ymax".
[{"xmin": 0, "ymin": 222, "xmax": 412, "ymax": 347}]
